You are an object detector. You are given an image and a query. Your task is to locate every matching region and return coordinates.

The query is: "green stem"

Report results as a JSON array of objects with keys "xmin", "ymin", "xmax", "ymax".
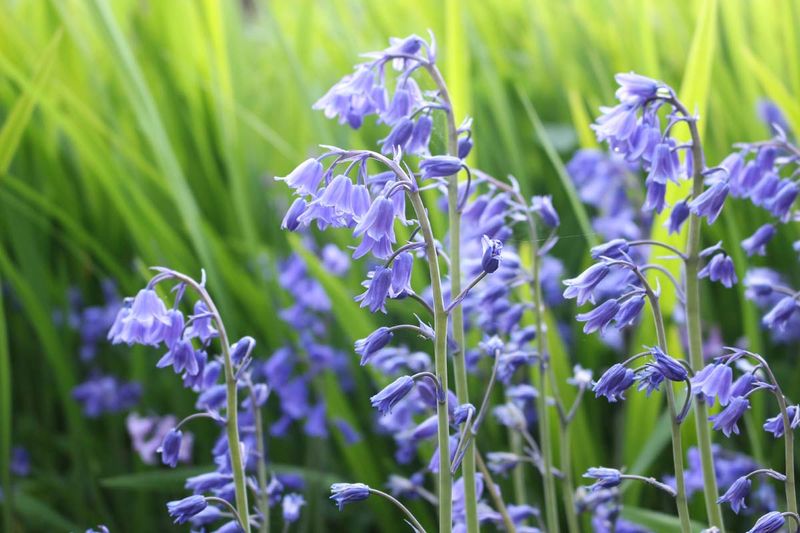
[
  {"xmin": 426, "ymin": 63, "xmax": 478, "ymax": 533},
  {"xmin": 369, "ymin": 489, "xmax": 427, "ymax": 533},
  {"xmin": 251, "ymin": 386, "xmax": 270, "ymax": 533},
  {"xmin": 163, "ymin": 273, "xmax": 251, "ymax": 532},
  {"xmin": 407, "ymin": 189, "xmax": 452, "ymax": 533},
  {"xmin": 476, "ymin": 451, "xmax": 517, "ymax": 533},
  {"xmin": 525, "ymin": 212, "xmax": 559, "ymax": 532},
  {"xmin": 674, "ymin": 96, "xmax": 726, "ymax": 532},
  {"xmin": 744, "ymin": 352, "xmax": 797, "ymax": 515},
  {"xmin": 645, "ymin": 278, "xmax": 691, "ymax": 533},
  {"xmin": 559, "ymin": 422, "xmax": 580, "ymax": 533}
]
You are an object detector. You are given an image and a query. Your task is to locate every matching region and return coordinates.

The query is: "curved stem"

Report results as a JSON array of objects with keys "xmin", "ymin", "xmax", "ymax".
[
  {"xmin": 628, "ymin": 239, "xmax": 688, "ymax": 260},
  {"xmin": 740, "ymin": 351, "xmax": 797, "ymax": 514},
  {"xmin": 476, "ymin": 451, "xmax": 517, "ymax": 533},
  {"xmin": 524, "ymin": 202, "xmax": 561, "ymax": 533},
  {"xmin": 249, "ymin": 383, "xmax": 270, "ymax": 533},
  {"xmin": 559, "ymin": 421, "xmax": 580, "ymax": 533},
  {"xmin": 644, "ymin": 279, "xmax": 691, "ymax": 533},
  {"xmin": 620, "ymin": 475, "xmax": 677, "ymax": 497},
  {"xmin": 407, "ymin": 189, "xmax": 452, "ymax": 533},
  {"xmin": 425, "ymin": 62, "xmax": 478, "ymax": 533},
  {"xmin": 157, "ymin": 272, "xmax": 251, "ymax": 532},
  {"xmin": 205, "ymin": 496, "xmax": 247, "ymax": 532},
  {"xmin": 670, "ymin": 95, "xmax": 727, "ymax": 532},
  {"xmin": 368, "ymin": 489, "xmax": 427, "ymax": 533}
]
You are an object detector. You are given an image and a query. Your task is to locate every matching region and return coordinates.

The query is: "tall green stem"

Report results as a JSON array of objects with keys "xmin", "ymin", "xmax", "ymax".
[
  {"xmin": 525, "ymin": 213, "xmax": 559, "ymax": 532},
  {"xmin": 408, "ymin": 189, "xmax": 452, "ymax": 533},
  {"xmin": 746, "ymin": 352, "xmax": 797, "ymax": 515},
  {"xmin": 674, "ymin": 97, "xmax": 725, "ymax": 531},
  {"xmin": 426, "ymin": 63, "xmax": 478, "ymax": 533},
  {"xmin": 559, "ymin": 422, "xmax": 579, "ymax": 533},
  {"xmin": 251, "ymin": 388, "xmax": 270, "ymax": 533},
  {"xmin": 645, "ymin": 279, "xmax": 691, "ymax": 533},
  {"xmin": 167, "ymin": 274, "xmax": 250, "ymax": 532}
]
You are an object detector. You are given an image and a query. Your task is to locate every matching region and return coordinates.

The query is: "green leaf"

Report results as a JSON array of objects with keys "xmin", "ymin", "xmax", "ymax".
[
  {"xmin": 0, "ymin": 28, "xmax": 62, "ymax": 174},
  {"xmin": 621, "ymin": 506, "xmax": 706, "ymax": 533},
  {"xmin": 12, "ymin": 492, "xmax": 81, "ymax": 532}
]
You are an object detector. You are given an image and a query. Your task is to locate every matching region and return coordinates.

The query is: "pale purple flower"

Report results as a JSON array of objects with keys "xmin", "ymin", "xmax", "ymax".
[{"xmin": 742, "ymin": 224, "xmax": 776, "ymax": 257}]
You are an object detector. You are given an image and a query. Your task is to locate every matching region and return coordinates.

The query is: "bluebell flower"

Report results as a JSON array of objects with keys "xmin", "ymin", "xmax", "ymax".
[
  {"xmin": 768, "ymin": 179, "xmax": 798, "ymax": 221},
  {"xmin": 614, "ymin": 294, "xmax": 645, "ymax": 328},
  {"xmin": 584, "ymin": 467, "xmax": 622, "ymax": 490},
  {"xmin": 747, "ymin": 511, "xmax": 784, "ymax": 533},
  {"xmin": 665, "ymin": 199, "xmax": 690, "ymax": 234},
  {"xmin": 378, "ymin": 117, "xmax": 414, "ymax": 154},
  {"xmin": 159, "ymin": 428, "xmax": 183, "ymax": 468},
  {"xmin": 185, "ymin": 301, "xmax": 218, "ymax": 343},
  {"xmin": 108, "ymin": 289, "xmax": 169, "ymax": 346},
  {"xmin": 157, "ymin": 339, "xmax": 200, "ymax": 376},
  {"xmin": 497, "ymin": 352, "xmax": 536, "ymax": 383},
  {"xmin": 185, "ymin": 472, "xmax": 231, "ymax": 493},
  {"xmin": 593, "ymin": 103, "xmax": 639, "ymax": 145},
  {"xmin": 692, "ymin": 363, "xmax": 733, "ymax": 405},
  {"xmin": 648, "ymin": 142, "xmax": 680, "ymax": 184},
  {"xmin": 382, "ymin": 81, "xmax": 417, "ymax": 125},
  {"xmin": 281, "ymin": 198, "xmax": 307, "ymax": 231},
  {"xmin": 486, "ymin": 452, "xmax": 521, "ymax": 475},
  {"xmin": 333, "ymin": 419, "xmax": 361, "ymax": 444},
  {"xmin": 563, "ymin": 263, "xmax": 610, "ymax": 305},
  {"xmin": 576, "ymin": 299, "xmax": 620, "ymax": 334},
  {"xmin": 614, "ymin": 73, "xmax": 661, "ymax": 103},
  {"xmin": 593, "ymin": 364, "xmax": 635, "ymax": 402},
  {"xmin": 717, "ymin": 475, "xmax": 751, "ymax": 514},
  {"xmin": 162, "ymin": 308, "xmax": 185, "ymax": 349},
  {"xmin": 458, "ymin": 135, "xmax": 473, "ymax": 159},
  {"xmin": 750, "ymin": 172, "xmax": 780, "ymax": 207},
  {"xmin": 742, "ymin": 224, "xmax": 776, "ymax": 257},
  {"xmin": 730, "ymin": 373, "xmax": 758, "ymax": 398},
  {"xmin": 699, "ymin": 253, "xmax": 737, "ymax": 288},
  {"xmin": 275, "ymin": 158, "xmax": 324, "ymax": 196},
  {"xmin": 689, "ymin": 180, "xmax": 729, "ymax": 223},
  {"xmin": 406, "ymin": 115, "xmax": 433, "ymax": 155},
  {"xmin": 282, "ymin": 493, "xmax": 306, "ymax": 523},
  {"xmin": 481, "ymin": 236, "xmax": 503, "ymax": 273},
  {"xmin": 196, "ymin": 384, "xmax": 228, "ymax": 412},
  {"xmin": 370, "ymin": 376, "xmax": 415, "ymax": 415},
  {"xmin": 590, "ymin": 239, "xmax": 629, "ymax": 260},
  {"xmin": 330, "ymin": 483, "xmax": 370, "ymax": 510},
  {"xmin": 643, "ymin": 177, "xmax": 667, "ymax": 213},
  {"xmin": 763, "ymin": 405, "xmax": 800, "ymax": 438},
  {"xmin": 229, "ymin": 336, "xmax": 255, "ymax": 365},
  {"xmin": 408, "ymin": 414, "xmax": 439, "ymax": 441},
  {"xmin": 493, "ymin": 403, "xmax": 527, "ymax": 430},
  {"xmin": 451, "ymin": 404, "xmax": 475, "ymax": 426},
  {"xmin": 709, "ymin": 396, "xmax": 750, "ymax": 437},
  {"xmin": 355, "ymin": 266, "xmax": 393, "ymax": 313},
  {"xmin": 166, "ymin": 495, "xmax": 207, "ymax": 524},
  {"xmin": 390, "ymin": 252, "xmax": 413, "ymax": 296},
  {"xmin": 763, "ymin": 296, "xmax": 798, "ymax": 331},
  {"xmin": 353, "ymin": 197, "xmax": 396, "ymax": 259},
  {"xmin": 420, "ymin": 155, "xmax": 462, "ymax": 179},
  {"xmin": 72, "ymin": 374, "xmax": 141, "ymax": 417},
  {"xmin": 649, "ymin": 346, "xmax": 688, "ymax": 381},
  {"xmin": 355, "ymin": 327, "xmax": 394, "ymax": 365},
  {"xmin": 757, "ymin": 99, "xmax": 791, "ymax": 134},
  {"xmin": 531, "ymin": 195, "xmax": 560, "ymax": 227},
  {"xmin": 636, "ymin": 366, "xmax": 665, "ymax": 396},
  {"xmin": 10, "ymin": 446, "xmax": 30, "ymax": 477}
]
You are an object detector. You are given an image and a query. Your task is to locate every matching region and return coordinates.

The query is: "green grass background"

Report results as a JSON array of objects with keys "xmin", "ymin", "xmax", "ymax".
[{"xmin": 0, "ymin": 0, "xmax": 798, "ymax": 531}]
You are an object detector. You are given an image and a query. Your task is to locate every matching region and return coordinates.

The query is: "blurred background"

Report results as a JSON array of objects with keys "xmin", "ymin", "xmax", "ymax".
[{"xmin": 0, "ymin": 0, "xmax": 798, "ymax": 531}]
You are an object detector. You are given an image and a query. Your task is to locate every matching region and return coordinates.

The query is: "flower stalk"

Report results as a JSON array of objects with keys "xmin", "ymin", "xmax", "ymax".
[
  {"xmin": 671, "ymin": 95, "xmax": 727, "ymax": 531},
  {"xmin": 425, "ymin": 62, "xmax": 479, "ymax": 533}
]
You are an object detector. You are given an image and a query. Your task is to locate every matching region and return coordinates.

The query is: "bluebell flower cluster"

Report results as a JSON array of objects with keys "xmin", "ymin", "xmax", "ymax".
[{"xmin": 109, "ymin": 268, "xmax": 307, "ymax": 532}]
